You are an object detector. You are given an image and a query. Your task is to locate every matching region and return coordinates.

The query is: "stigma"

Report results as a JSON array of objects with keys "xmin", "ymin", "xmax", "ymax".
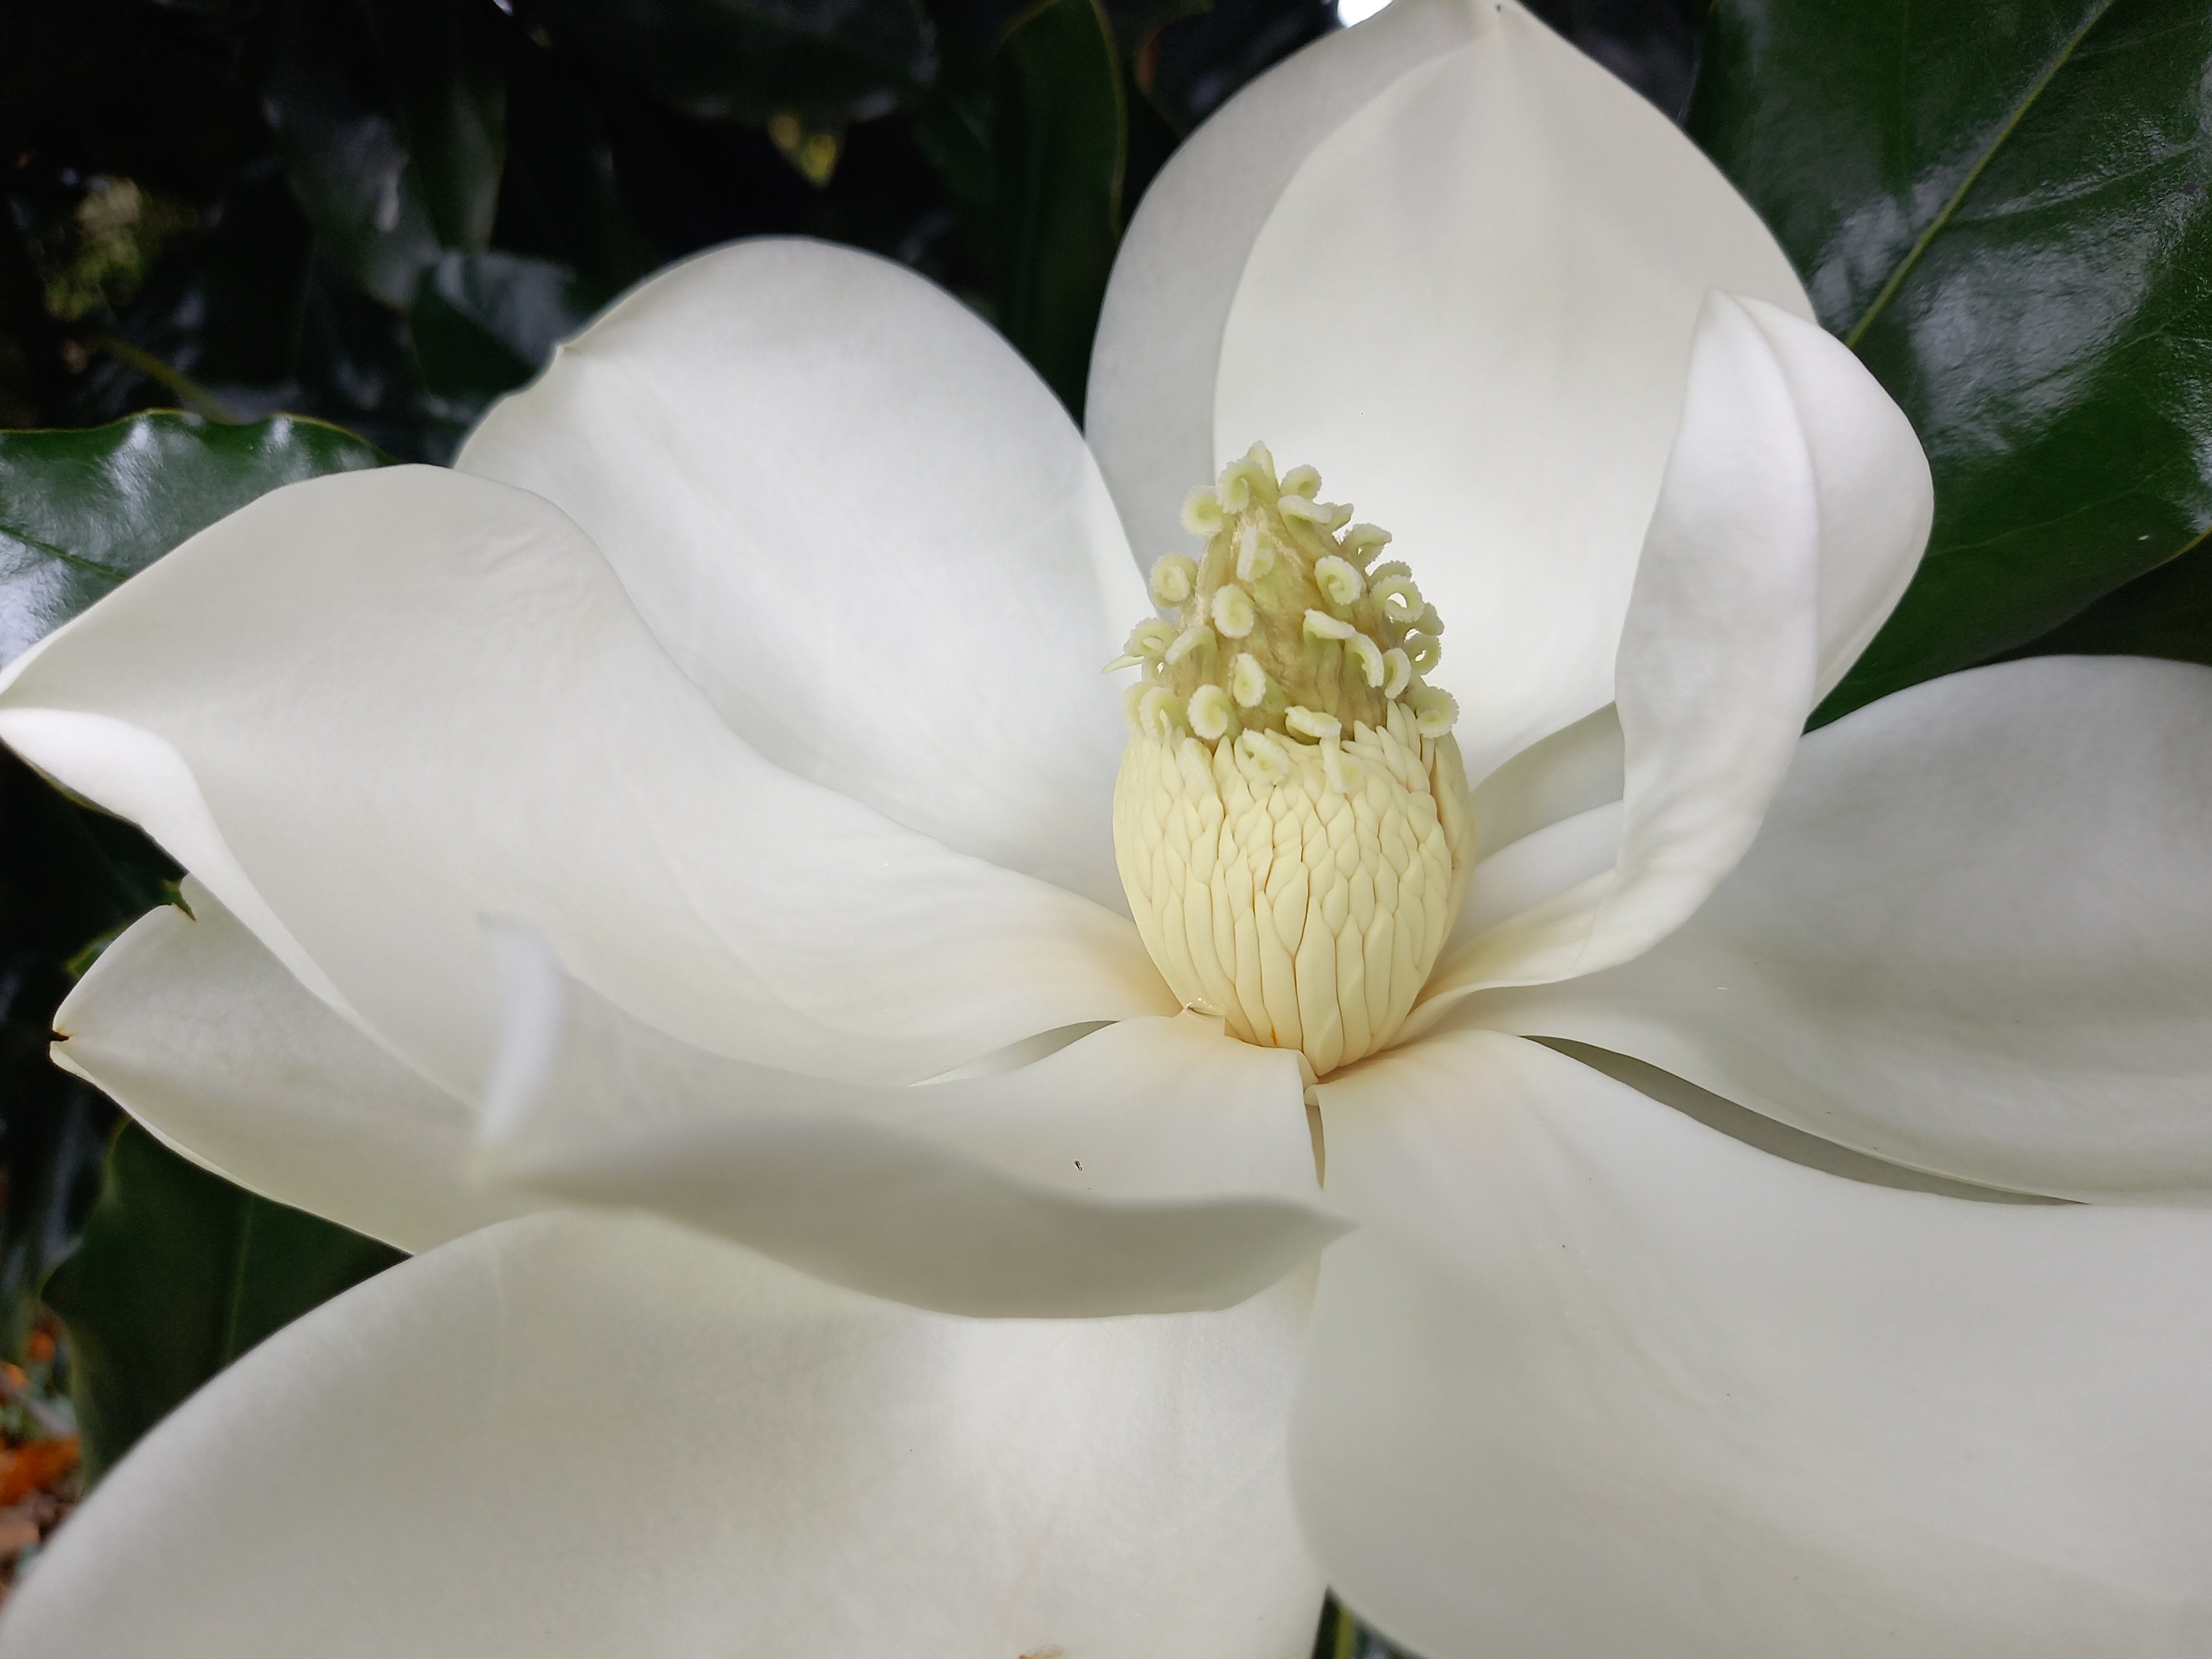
[{"xmin": 1108, "ymin": 443, "xmax": 1474, "ymax": 1076}]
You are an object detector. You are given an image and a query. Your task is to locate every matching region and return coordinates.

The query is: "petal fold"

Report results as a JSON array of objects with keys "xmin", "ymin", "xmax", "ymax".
[
  {"xmin": 1208, "ymin": 4, "xmax": 1812, "ymax": 778},
  {"xmin": 479, "ymin": 927, "xmax": 1343, "ymax": 1317},
  {"xmin": 1474, "ymin": 656, "xmax": 2212, "ymax": 1202},
  {"xmin": 1297, "ymin": 1029, "xmax": 2212, "ymax": 1658},
  {"xmin": 1414, "ymin": 295, "xmax": 1927, "ymax": 1013},
  {"xmin": 0, "ymin": 1212, "xmax": 1323, "ymax": 1658},
  {"xmin": 0, "ymin": 466, "xmax": 1172, "ymax": 1102},
  {"xmin": 1087, "ymin": 0, "xmax": 1482, "ymax": 567},
  {"xmin": 55, "ymin": 880, "xmax": 529, "ymax": 1252},
  {"xmin": 461, "ymin": 239, "xmax": 1145, "ymax": 911}
]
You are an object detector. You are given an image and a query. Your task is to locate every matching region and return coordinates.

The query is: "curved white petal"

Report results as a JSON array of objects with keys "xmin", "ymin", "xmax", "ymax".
[
  {"xmin": 479, "ymin": 927, "xmax": 1343, "ymax": 1317},
  {"xmin": 1297, "ymin": 1029, "xmax": 2212, "ymax": 1659},
  {"xmin": 54, "ymin": 880, "xmax": 528, "ymax": 1253},
  {"xmin": 0, "ymin": 1212, "xmax": 1323, "ymax": 1658},
  {"xmin": 1472, "ymin": 656, "xmax": 2212, "ymax": 1203},
  {"xmin": 1212, "ymin": 4, "xmax": 1812, "ymax": 779},
  {"xmin": 0, "ymin": 466, "xmax": 1173, "ymax": 1103},
  {"xmin": 1412, "ymin": 296, "xmax": 1927, "ymax": 1015},
  {"xmin": 461, "ymin": 240, "xmax": 1143, "ymax": 911},
  {"xmin": 1087, "ymin": 0, "xmax": 1481, "ymax": 567}
]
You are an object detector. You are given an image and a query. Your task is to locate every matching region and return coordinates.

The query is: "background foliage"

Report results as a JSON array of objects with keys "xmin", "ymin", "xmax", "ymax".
[{"xmin": 1, "ymin": 0, "xmax": 2208, "ymax": 1644}]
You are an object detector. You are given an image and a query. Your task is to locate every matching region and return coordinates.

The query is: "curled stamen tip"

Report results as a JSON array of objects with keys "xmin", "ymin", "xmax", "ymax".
[
  {"xmin": 1150, "ymin": 554, "xmax": 1197, "ymax": 606},
  {"xmin": 1410, "ymin": 687, "xmax": 1459, "ymax": 737},
  {"xmin": 1164, "ymin": 623, "xmax": 1214, "ymax": 666},
  {"xmin": 1230, "ymin": 651, "xmax": 1269, "ymax": 708},
  {"xmin": 1212, "ymin": 585, "xmax": 1258, "ymax": 639},
  {"xmin": 1280, "ymin": 463, "xmax": 1321, "ymax": 498},
  {"xmin": 1188, "ymin": 683, "xmax": 1234, "ymax": 741},
  {"xmin": 1303, "ymin": 608, "xmax": 1355, "ymax": 641},
  {"xmin": 1285, "ymin": 705, "xmax": 1341, "ymax": 741},
  {"xmin": 1314, "ymin": 554, "xmax": 1364, "ymax": 607},
  {"xmin": 1277, "ymin": 494, "xmax": 1322, "ymax": 523},
  {"xmin": 1181, "ymin": 488, "xmax": 1224, "ymax": 535},
  {"xmin": 1347, "ymin": 633, "xmax": 1385, "ymax": 688}
]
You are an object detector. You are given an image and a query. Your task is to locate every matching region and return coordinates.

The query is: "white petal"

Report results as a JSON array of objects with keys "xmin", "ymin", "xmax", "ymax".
[
  {"xmin": 1473, "ymin": 656, "xmax": 2212, "ymax": 1203},
  {"xmin": 0, "ymin": 466, "xmax": 1172, "ymax": 1103},
  {"xmin": 461, "ymin": 240, "xmax": 1143, "ymax": 910},
  {"xmin": 1296, "ymin": 1029, "xmax": 2212, "ymax": 1659},
  {"xmin": 0, "ymin": 1212, "xmax": 1323, "ymax": 1658},
  {"xmin": 54, "ymin": 880, "xmax": 529, "ymax": 1252},
  {"xmin": 479, "ymin": 927, "xmax": 1343, "ymax": 1316},
  {"xmin": 1211, "ymin": 5, "xmax": 1812, "ymax": 779},
  {"xmin": 1413, "ymin": 295, "xmax": 1924, "ymax": 1015},
  {"xmin": 1087, "ymin": 0, "xmax": 1481, "ymax": 568}
]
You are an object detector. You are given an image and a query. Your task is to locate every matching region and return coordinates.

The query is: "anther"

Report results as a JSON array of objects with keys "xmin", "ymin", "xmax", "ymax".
[
  {"xmin": 1373, "ymin": 574, "xmax": 1423, "ymax": 619},
  {"xmin": 1182, "ymin": 489, "xmax": 1224, "ymax": 535},
  {"xmin": 1347, "ymin": 632, "xmax": 1385, "ymax": 688},
  {"xmin": 1188, "ymin": 683, "xmax": 1234, "ymax": 741},
  {"xmin": 1285, "ymin": 705, "xmax": 1340, "ymax": 741},
  {"xmin": 1150, "ymin": 554, "xmax": 1197, "ymax": 606},
  {"xmin": 1164, "ymin": 623, "xmax": 1213, "ymax": 666},
  {"xmin": 1280, "ymin": 464, "xmax": 1321, "ymax": 498},
  {"xmin": 1383, "ymin": 647, "xmax": 1413, "ymax": 700},
  {"xmin": 1409, "ymin": 686, "xmax": 1459, "ymax": 737},
  {"xmin": 1303, "ymin": 609, "xmax": 1355, "ymax": 642},
  {"xmin": 1211, "ymin": 585, "xmax": 1258, "ymax": 638},
  {"xmin": 1407, "ymin": 635, "xmax": 1442, "ymax": 674},
  {"xmin": 1236, "ymin": 524, "xmax": 1275, "ymax": 582},
  {"xmin": 1230, "ymin": 652, "xmax": 1270, "ymax": 707},
  {"xmin": 1314, "ymin": 555, "xmax": 1364, "ymax": 607}
]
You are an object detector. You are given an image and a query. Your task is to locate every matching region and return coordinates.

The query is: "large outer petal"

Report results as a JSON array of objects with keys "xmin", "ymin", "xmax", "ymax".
[
  {"xmin": 0, "ymin": 466, "xmax": 1172, "ymax": 1101},
  {"xmin": 0, "ymin": 1212, "xmax": 1323, "ymax": 1658},
  {"xmin": 1209, "ymin": 2, "xmax": 1812, "ymax": 780},
  {"xmin": 1473, "ymin": 656, "xmax": 2212, "ymax": 1203},
  {"xmin": 1297, "ymin": 1030, "xmax": 2212, "ymax": 1659},
  {"xmin": 54, "ymin": 880, "xmax": 530, "ymax": 1253},
  {"xmin": 1413, "ymin": 296, "xmax": 1928, "ymax": 1007},
  {"xmin": 478, "ymin": 927, "xmax": 1344, "ymax": 1317},
  {"xmin": 1087, "ymin": 0, "xmax": 1481, "ymax": 566},
  {"xmin": 461, "ymin": 239, "xmax": 1144, "ymax": 912}
]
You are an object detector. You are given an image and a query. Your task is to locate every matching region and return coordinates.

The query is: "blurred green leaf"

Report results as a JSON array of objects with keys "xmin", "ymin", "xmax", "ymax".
[
  {"xmin": 411, "ymin": 251, "xmax": 607, "ymax": 406},
  {"xmin": 529, "ymin": 0, "xmax": 937, "ymax": 125},
  {"xmin": 44, "ymin": 1120, "xmax": 404, "ymax": 1479},
  {"xmin": 994, "ymin": 0, "xmax": 1124, "ymax": 414},
  {"xmin": 265, "ymin": 0, "xmax": 507, "ymax": 307},
  {"xmin": 1688, "ymin": 0, "xmax": 2212, "ymax": 722},
  {"xmin": 0, "ymin": 411, "xmax": 392, "ymax": 665}
]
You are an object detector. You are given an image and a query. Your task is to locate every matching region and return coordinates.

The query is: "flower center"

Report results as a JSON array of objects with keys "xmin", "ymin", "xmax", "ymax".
[{"xmin": 1108, "ymin": 443, "xmax": 1475, "ymax": 1076}]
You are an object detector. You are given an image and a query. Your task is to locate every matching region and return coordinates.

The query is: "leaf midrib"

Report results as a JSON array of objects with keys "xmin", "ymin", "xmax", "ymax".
[{"xmin": 1843, "ymin": 0, "xmax": 2122, "ymax": 349}]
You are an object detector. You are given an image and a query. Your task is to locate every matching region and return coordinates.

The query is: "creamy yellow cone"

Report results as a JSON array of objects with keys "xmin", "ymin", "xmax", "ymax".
[{"xmin": 1110, "ymin": 445, "xmax": 1474, "ymax": 1075}]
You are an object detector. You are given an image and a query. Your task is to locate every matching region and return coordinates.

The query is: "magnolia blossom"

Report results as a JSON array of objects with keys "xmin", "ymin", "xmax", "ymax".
[{"xmin": 6, "ymin": 2, "xmax": 2212, "ymax": 1655}]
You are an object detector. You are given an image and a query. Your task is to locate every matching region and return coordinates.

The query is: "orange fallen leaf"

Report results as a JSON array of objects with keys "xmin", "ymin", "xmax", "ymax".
[{"xmin": 0, "ymin": 1438, "xmax": 77, "ymax": 1506}]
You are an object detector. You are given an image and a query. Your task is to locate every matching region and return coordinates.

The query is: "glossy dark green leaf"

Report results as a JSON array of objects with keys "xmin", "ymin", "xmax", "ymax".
[
  {"xmin": 2001, "ymin": 539, "xmax": 2212, "ymax": 667},
  {"xmin": 43, "ymin": 1120, "xmax": 404, "ymax": 1479},
  {"xmin": 1688, "ymin": 0, "xmax": 2212, "ymax": 722},
  {"xmin": 994, "ymin": 0, "xmax": 1125, "ymax": 414},
  {"xmin": 265, "ymin": 0, "xmax": 507, "ymax": 306},
  {"xmin": 411, "ymin": 251, "xmax": 607, "ymax": 407},
  {"xmin": 528, "ymin": 0, "xmax": 937, "ymax": 126},
  {"xmin": 0, "ymin": 411, "xmax": 392, "ymax": 666}
]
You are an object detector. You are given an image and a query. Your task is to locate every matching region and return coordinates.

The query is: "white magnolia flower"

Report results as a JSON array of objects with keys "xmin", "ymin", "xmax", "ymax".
[{"xmin": 6, "ymin": 2, "xmax": 2212, "ymax": 1654}]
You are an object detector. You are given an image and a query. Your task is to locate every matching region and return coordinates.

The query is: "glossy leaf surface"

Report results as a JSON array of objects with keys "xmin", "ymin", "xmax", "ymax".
[
  {"xmin": 994, "ymin": 0, "xmax": 1125, "ymax": 414},
  {"xmin": 411, "ymin": 251, "xmax": 607, "ymax": 408},
  {"xmin": 0, "ymin": 412, "xmax": 390, "ymax": 666},
  {"xmin": 43, "ymin": 1121, "xmax": 403, "ymax": 1480},
  {"xmin": 1689, "ymin": 0, "xmax": 2212, "ymax": 721}
]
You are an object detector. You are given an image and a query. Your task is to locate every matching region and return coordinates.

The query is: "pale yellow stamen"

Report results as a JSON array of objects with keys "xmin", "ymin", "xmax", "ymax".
[{"xmin": 1105, "ymin": 444, "xmax": 1474, "ymax": 1076}]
